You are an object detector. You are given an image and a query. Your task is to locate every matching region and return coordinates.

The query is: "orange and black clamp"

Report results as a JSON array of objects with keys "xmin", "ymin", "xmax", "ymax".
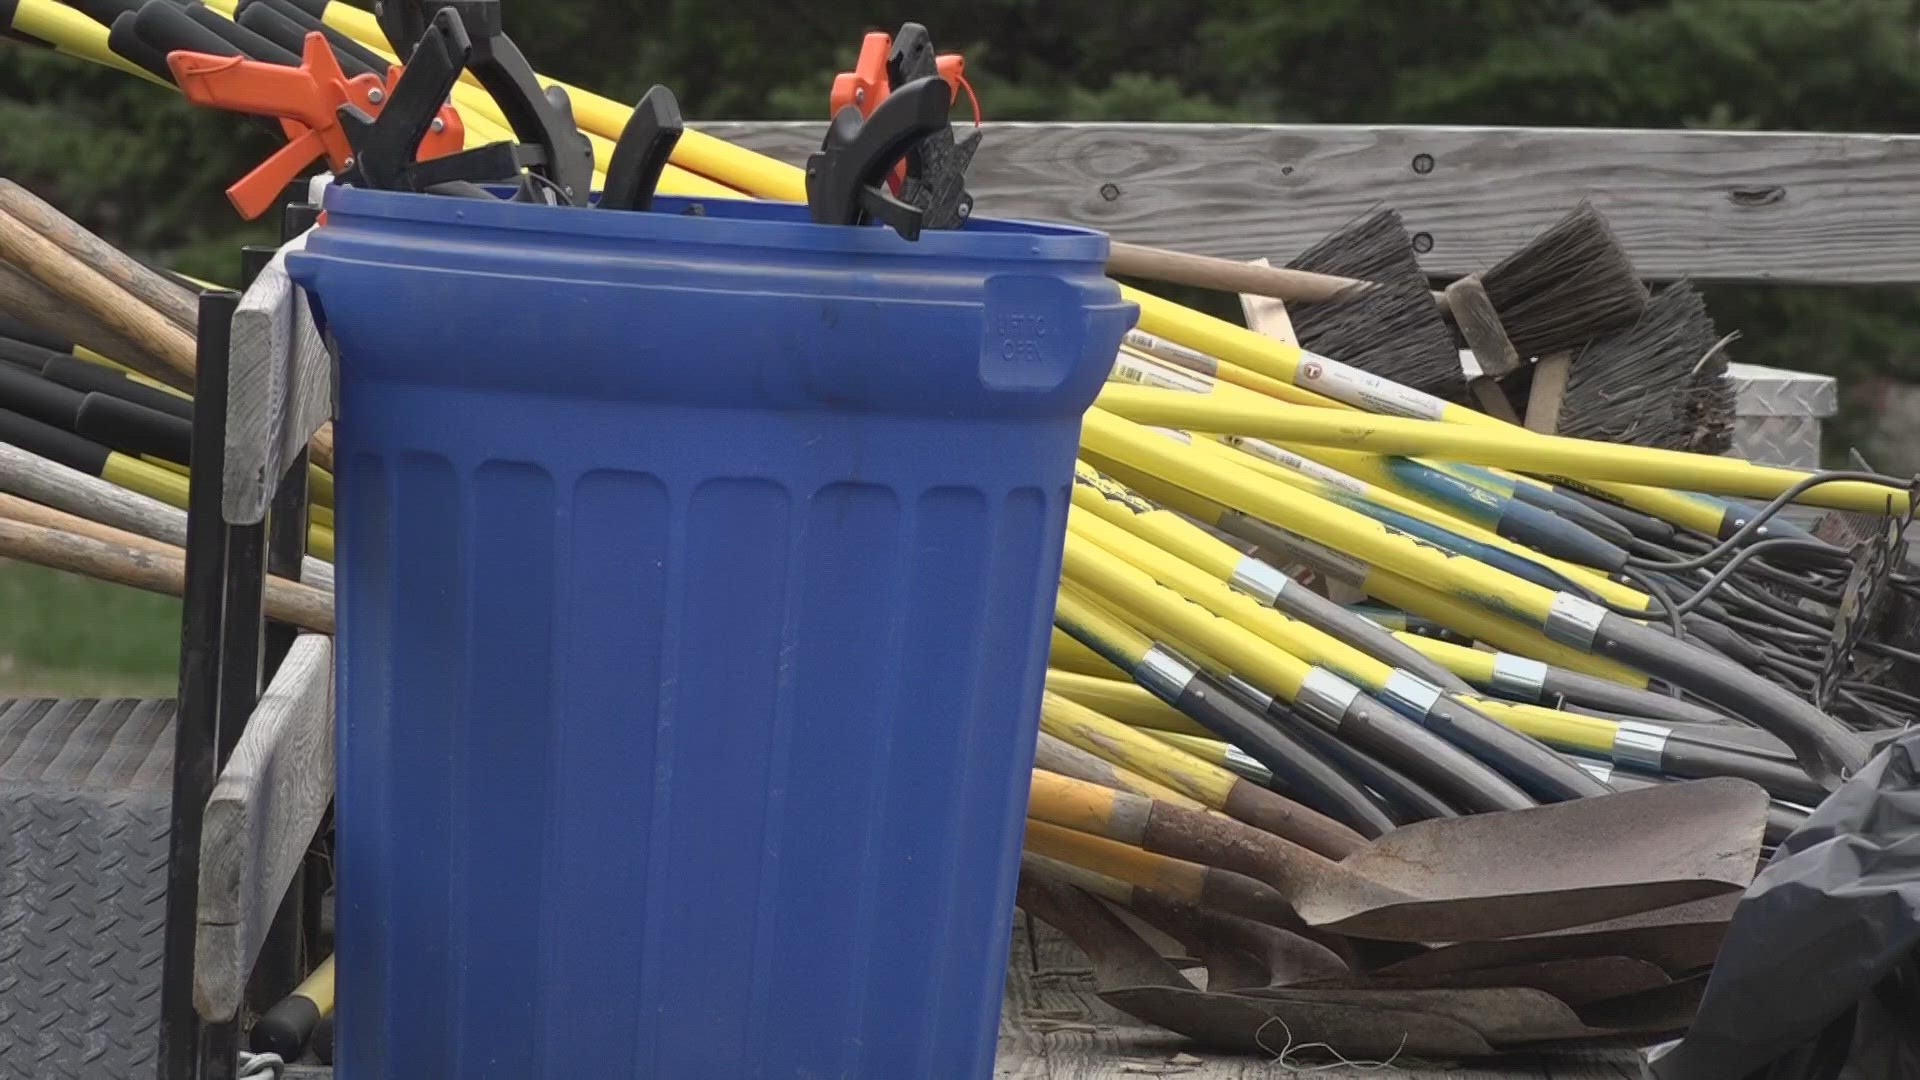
[
  {"xmin": 377, "ymin": 0, "xmax": 596, "ymax": 205},
  {"xmin": 600, "ymin": 85, "xmax": 684, "ymax": 212},
  {"xmin": 806, "ymin": 76, "xmax": 959, "ymax": 239},
  {"xmin": 828, "ymin": 23, "xmax": 979, "ymax": 229},
  {"xmin": 166, "ymin": 30, "xmax": 464, "ymax": 218},
  {"xmin": 886, "ymin": 23, "xmax": 980, "ymax": 229},
  {"xmin": 334, "ymin": 7, "xmax": 476, "ymax": 193}
]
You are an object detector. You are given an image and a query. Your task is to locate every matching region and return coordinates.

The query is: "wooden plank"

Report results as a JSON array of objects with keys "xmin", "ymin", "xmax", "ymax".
[
  {"xmin": 194, "ymin": 633, "xmax": 334, "ymax": 1022},
  {"xmin": 697, "ymin": 122, "xmax": 1920, "ymax": 284}
]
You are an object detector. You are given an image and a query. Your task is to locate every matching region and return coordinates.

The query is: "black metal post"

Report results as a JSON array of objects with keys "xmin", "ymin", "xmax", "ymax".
[
  {"xmin": 159, "ymin": 289, "xmax": 239, "ymax": 1080},
  {"xmin": 263, "ymin": 454, "xmax": 309, "ymax": 672}
]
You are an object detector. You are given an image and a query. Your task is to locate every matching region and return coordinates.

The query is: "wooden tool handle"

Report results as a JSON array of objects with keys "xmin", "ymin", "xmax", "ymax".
[
  {"xmin": 1108, "ymin": 241, "xmax": 1363, "ymax": 305},
  {"xmin": 0, "ymin": 209, "xmax": 197, "ymax": 381},
  {"xmin": 0, "ymin": 262, "xmax": 190, "ymax": 390},
  {"xmin": 0, "ymin": 204, "xmax": 335, "ymax": 471},
  {"xmin": 0, "ymin": 180, "xmax": 200, "ymax": 334},
  {"xmin": 309, "ymin": 421, "xmax": 335, "ymax": 473},
  {"xmin": 0, "ymin": 490, "xmax": 180, "ymax": 557},
  {"xmin": 0, "ymin": 513, "xmax": 333, "ymax": 633}
]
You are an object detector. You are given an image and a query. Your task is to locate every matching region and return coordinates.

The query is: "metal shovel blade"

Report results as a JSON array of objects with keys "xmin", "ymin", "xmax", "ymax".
[
  {"xmin": 1296, "ymin": 779, "xmax": 1766, "ymax": 941},
  {"xmin": 1293, "ymin": 956, "xmax": 1673, "ymax": 1006},
  {"xmin": 1018, "ymin": 861, "xmax": 1495, "ymax": 1059},
  {"xmin": 1374, "ymin": 892, "xmax": 1740, "ymax": 978}
]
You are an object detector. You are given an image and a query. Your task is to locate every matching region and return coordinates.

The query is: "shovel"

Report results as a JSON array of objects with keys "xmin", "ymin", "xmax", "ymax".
[
  {"xmin": 1295, "ymin": 956, "xmax": 1673, "ymax": 1007},
  {"xmin": 1022, "ymin": 822, "xmax": 1366, "ymax": 967},
  {"xmin": 1095, "ymin": 856, "xmax": 1676, "ymax": 1007},
  {"xmin": 1069, "ymin": 857, "xmax": 1706, "ymax": 1046},
  {"xmin": 1016, "ymin": 857, "xmax": 1497, "ymax": 1060},
  {"xmin": 1373, "ymin": 892, "xmax": 1740, "ymax": 978},
  {"xmin": 1030, "ymin": 770, "xmax": 1766, "ymax": 941}
]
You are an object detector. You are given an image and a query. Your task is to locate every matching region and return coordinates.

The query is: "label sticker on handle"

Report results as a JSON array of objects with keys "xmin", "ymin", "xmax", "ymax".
[
  {"xmin": 1124, "ymin": 329, "xmax": 1220, "ymax": 377},
  {"xmin": 1295, "ymin": 350, "xmax": 1447, "ymax": 420},
  {"xmin": 1221, "ymin": 436, "xmax": 1371, "ymax": 496},
  {"xmin": 1108, "ymin": 349, "xmax": 1216, "ymax": 394}
]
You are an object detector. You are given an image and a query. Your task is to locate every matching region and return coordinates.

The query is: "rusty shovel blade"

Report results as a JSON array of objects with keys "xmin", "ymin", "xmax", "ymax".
[{"xmin": 1292, "ymin": 779, "xmax": 1768, "ymax": 941}]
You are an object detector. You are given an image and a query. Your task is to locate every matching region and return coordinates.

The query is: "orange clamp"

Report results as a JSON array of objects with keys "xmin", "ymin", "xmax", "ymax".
[{"xmin": 169, "ymin": 32, "xmax": 464, "ymax": 220}]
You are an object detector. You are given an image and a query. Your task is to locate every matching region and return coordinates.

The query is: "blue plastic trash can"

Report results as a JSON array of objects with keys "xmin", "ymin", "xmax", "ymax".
[{"xmin": 289, "ymin": 186, "xmax": 1133, "ymax": 1078}]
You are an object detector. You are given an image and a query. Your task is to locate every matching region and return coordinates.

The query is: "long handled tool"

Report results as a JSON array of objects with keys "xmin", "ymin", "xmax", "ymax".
[
  {"xmin": 0, "ymin": 514, "xmax": 331, "ymax": 630},
  {"xmin": 1081, "ymin": 405, "xmax": 1871, "ymax": 787},
  {"xmin": 1027, "ymin": 769, "xmax": 1766, "ymax": 941},
  {"xmin": 1016, "ymin": 854, "xmax": 1497, "ymax": 1059},
  {"xmin": 1054, "ymin": 586, "xmax": 1403, "ymax": 835},
  {"xmin": 1041, "ymin": 690, "xmax": 1368, "ymax": 844}
]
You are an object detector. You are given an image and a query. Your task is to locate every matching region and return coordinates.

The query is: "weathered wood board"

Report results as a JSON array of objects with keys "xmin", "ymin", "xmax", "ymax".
[
  {"xmin": 699, "ymin": 121, "xmax": 1920, "ymax": 285},
  {"xmin": 195, "ymin": 634, "xmax": 335, "ymax": 1023}
]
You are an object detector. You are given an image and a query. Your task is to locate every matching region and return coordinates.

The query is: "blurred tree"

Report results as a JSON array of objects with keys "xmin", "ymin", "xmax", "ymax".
[{"xmin": 2, "ymin": 0, "xmax": 1919, "ymax": 454}]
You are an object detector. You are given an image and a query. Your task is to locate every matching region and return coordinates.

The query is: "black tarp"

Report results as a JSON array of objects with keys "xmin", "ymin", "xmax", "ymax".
[{"xmin": 1646, "ymin": 729, "xmax": 1920, "ymax": 1080}]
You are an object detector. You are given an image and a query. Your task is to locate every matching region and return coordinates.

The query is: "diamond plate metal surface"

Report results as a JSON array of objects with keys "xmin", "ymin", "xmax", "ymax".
[
  {"xmin": 1731, "ymin": 415, "xmax": 1825, "ymax": 470},
  {"xmin": 1730, "ymin": 362, "xmax": 1839, "ymax": 418},
  {"xmin": 0, "ymin": 699, "xmax": 176, "ymax": 1079},
  {"xmin": 1727, "ymin": 363, "xmax": 1837, "ymax": 469}
]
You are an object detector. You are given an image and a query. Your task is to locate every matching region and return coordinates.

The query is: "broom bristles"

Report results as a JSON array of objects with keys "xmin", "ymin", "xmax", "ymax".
[
  {"xmin": 1556, "ymin": 280, "xmax": 1730, "ymax": 452},
  {"xmin": 1285, "ymin": 209, "xmax": 1464, "ymax": 399},
  {"xmin": 1483, "ymin": 201, "xmax": 1649, "ymax": 359}
]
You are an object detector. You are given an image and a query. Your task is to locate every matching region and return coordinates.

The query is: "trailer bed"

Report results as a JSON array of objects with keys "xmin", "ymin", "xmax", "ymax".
[{"xmin": 283, "ymin": 914, "xmax": 1639, "ymax": 1078}]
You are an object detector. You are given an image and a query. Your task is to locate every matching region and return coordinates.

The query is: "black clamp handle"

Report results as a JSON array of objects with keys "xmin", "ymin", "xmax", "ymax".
[
  {"xmin": 238, "ymin": 0, "xmax": 387, "ymax": 74},
  {"xmin": 337, "ymin": 7, "xmax": 474, "ymax": 192},
  {"xmin": 377, "ymin": 0, "xmax": 595, "ymax": 205},
  {"xmin": 805, "ymin": 76, "xmax": 955, "ymax": 239},
  {"xmin": 885, "ymin": 22, "xmax": 978, "ymax": 230},
  {"xmin": 599, "ymin": 85, "xmax": 683, "ymax": 212}
]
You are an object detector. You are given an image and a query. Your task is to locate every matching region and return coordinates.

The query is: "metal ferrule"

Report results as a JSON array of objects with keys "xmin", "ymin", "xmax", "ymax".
[
  {"xmin": 1220, "ymin": 745, "xmax": 1273, "ymax": 785},
  {"xmin": 1296, "ymin": 667, "xmax": 1362, "ymax": 728},
  {"xmin": 1489, "ymin": 653, "xmax": 1550, "ymax": 702},
  {"xmin": 1612, "ymin": 720, "xmax": 1672, "ymax": 771},
  {"xmin": 1543, "ymin": 592, "xmax": 1608, "ymax": 650},
  {"xmin": 1137, "ymin": 645, "xmax": 1200, "ymax": 704},
  {"xmin": 1575, "ymin": 758, "xmax": 1615, "ymax": 785},
  {"xmin": 1379, "ymin": 670, "xmax": 1442, "ymax": 721},
  {"xmin": 1228, "ymin": 555, "xmax": 1290, "ymax": 606},
  {"xmin": 1224, "ymin": 674, "xmax": 1275, "ymax": 712}
]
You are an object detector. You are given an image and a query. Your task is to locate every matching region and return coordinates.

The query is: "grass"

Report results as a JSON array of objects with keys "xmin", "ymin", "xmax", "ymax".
[{"xmin": 0, "ymin": 558, "xmax": 179, "ymax": 696}]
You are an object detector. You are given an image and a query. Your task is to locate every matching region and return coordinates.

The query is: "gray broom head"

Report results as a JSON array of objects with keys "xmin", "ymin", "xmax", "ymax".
[
  {"xmin": 1558, "ymin": 280, "xmax": 1731, "ymax": 452},
  {"xmin": 1482, "ymin": 201, "xmax": 1650, "ymax": 360},
  {"xmin": 1285, "ymin": 209, "xmax": 1465, "ymax": 399}
]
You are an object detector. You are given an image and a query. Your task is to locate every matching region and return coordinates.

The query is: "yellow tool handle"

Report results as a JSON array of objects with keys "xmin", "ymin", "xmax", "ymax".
[
  {"xmin": 1097, "ymin": 381, "xmax": 1908, "ymax": 516},
  {"xmin": 1042, "ymin": 690, "xmax": 1239, "ymax": 808},
  {"xmin": 1081, "ymin": 407, "xmax": 1566, "ymax": 626},
  {"xmin": 1023, "ymin": 819, "xmax": 1209, "ymax": 899},
  {"xmin": 12, "ymin": 0, "xmax": 168, "ymax": 84},
  {"xmin": 267, "ymin": 0, "xmax": 756, "ymax": 199},
  {"xmin": 1043, "ymin": 670, "xmax": 1212, "ymax": 738},
  {"xmin": 1063, "ymin": 532, "xmax": 1314, "ymax": 701},
  {"xmin": 1070, "ymin": 507, "xmax": 1393, "ymax": 692}
]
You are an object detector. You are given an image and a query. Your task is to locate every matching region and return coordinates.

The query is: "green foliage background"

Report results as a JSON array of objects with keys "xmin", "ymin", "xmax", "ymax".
[{"xmin": 2, "ymin": 0, "xmax": 1919, "ymax": 682}]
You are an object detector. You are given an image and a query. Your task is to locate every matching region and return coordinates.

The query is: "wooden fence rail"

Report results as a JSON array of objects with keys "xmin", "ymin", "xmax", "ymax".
[{"xmin": 699, "ymin": 122, "xmax": 1920, "ymax": 285}]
